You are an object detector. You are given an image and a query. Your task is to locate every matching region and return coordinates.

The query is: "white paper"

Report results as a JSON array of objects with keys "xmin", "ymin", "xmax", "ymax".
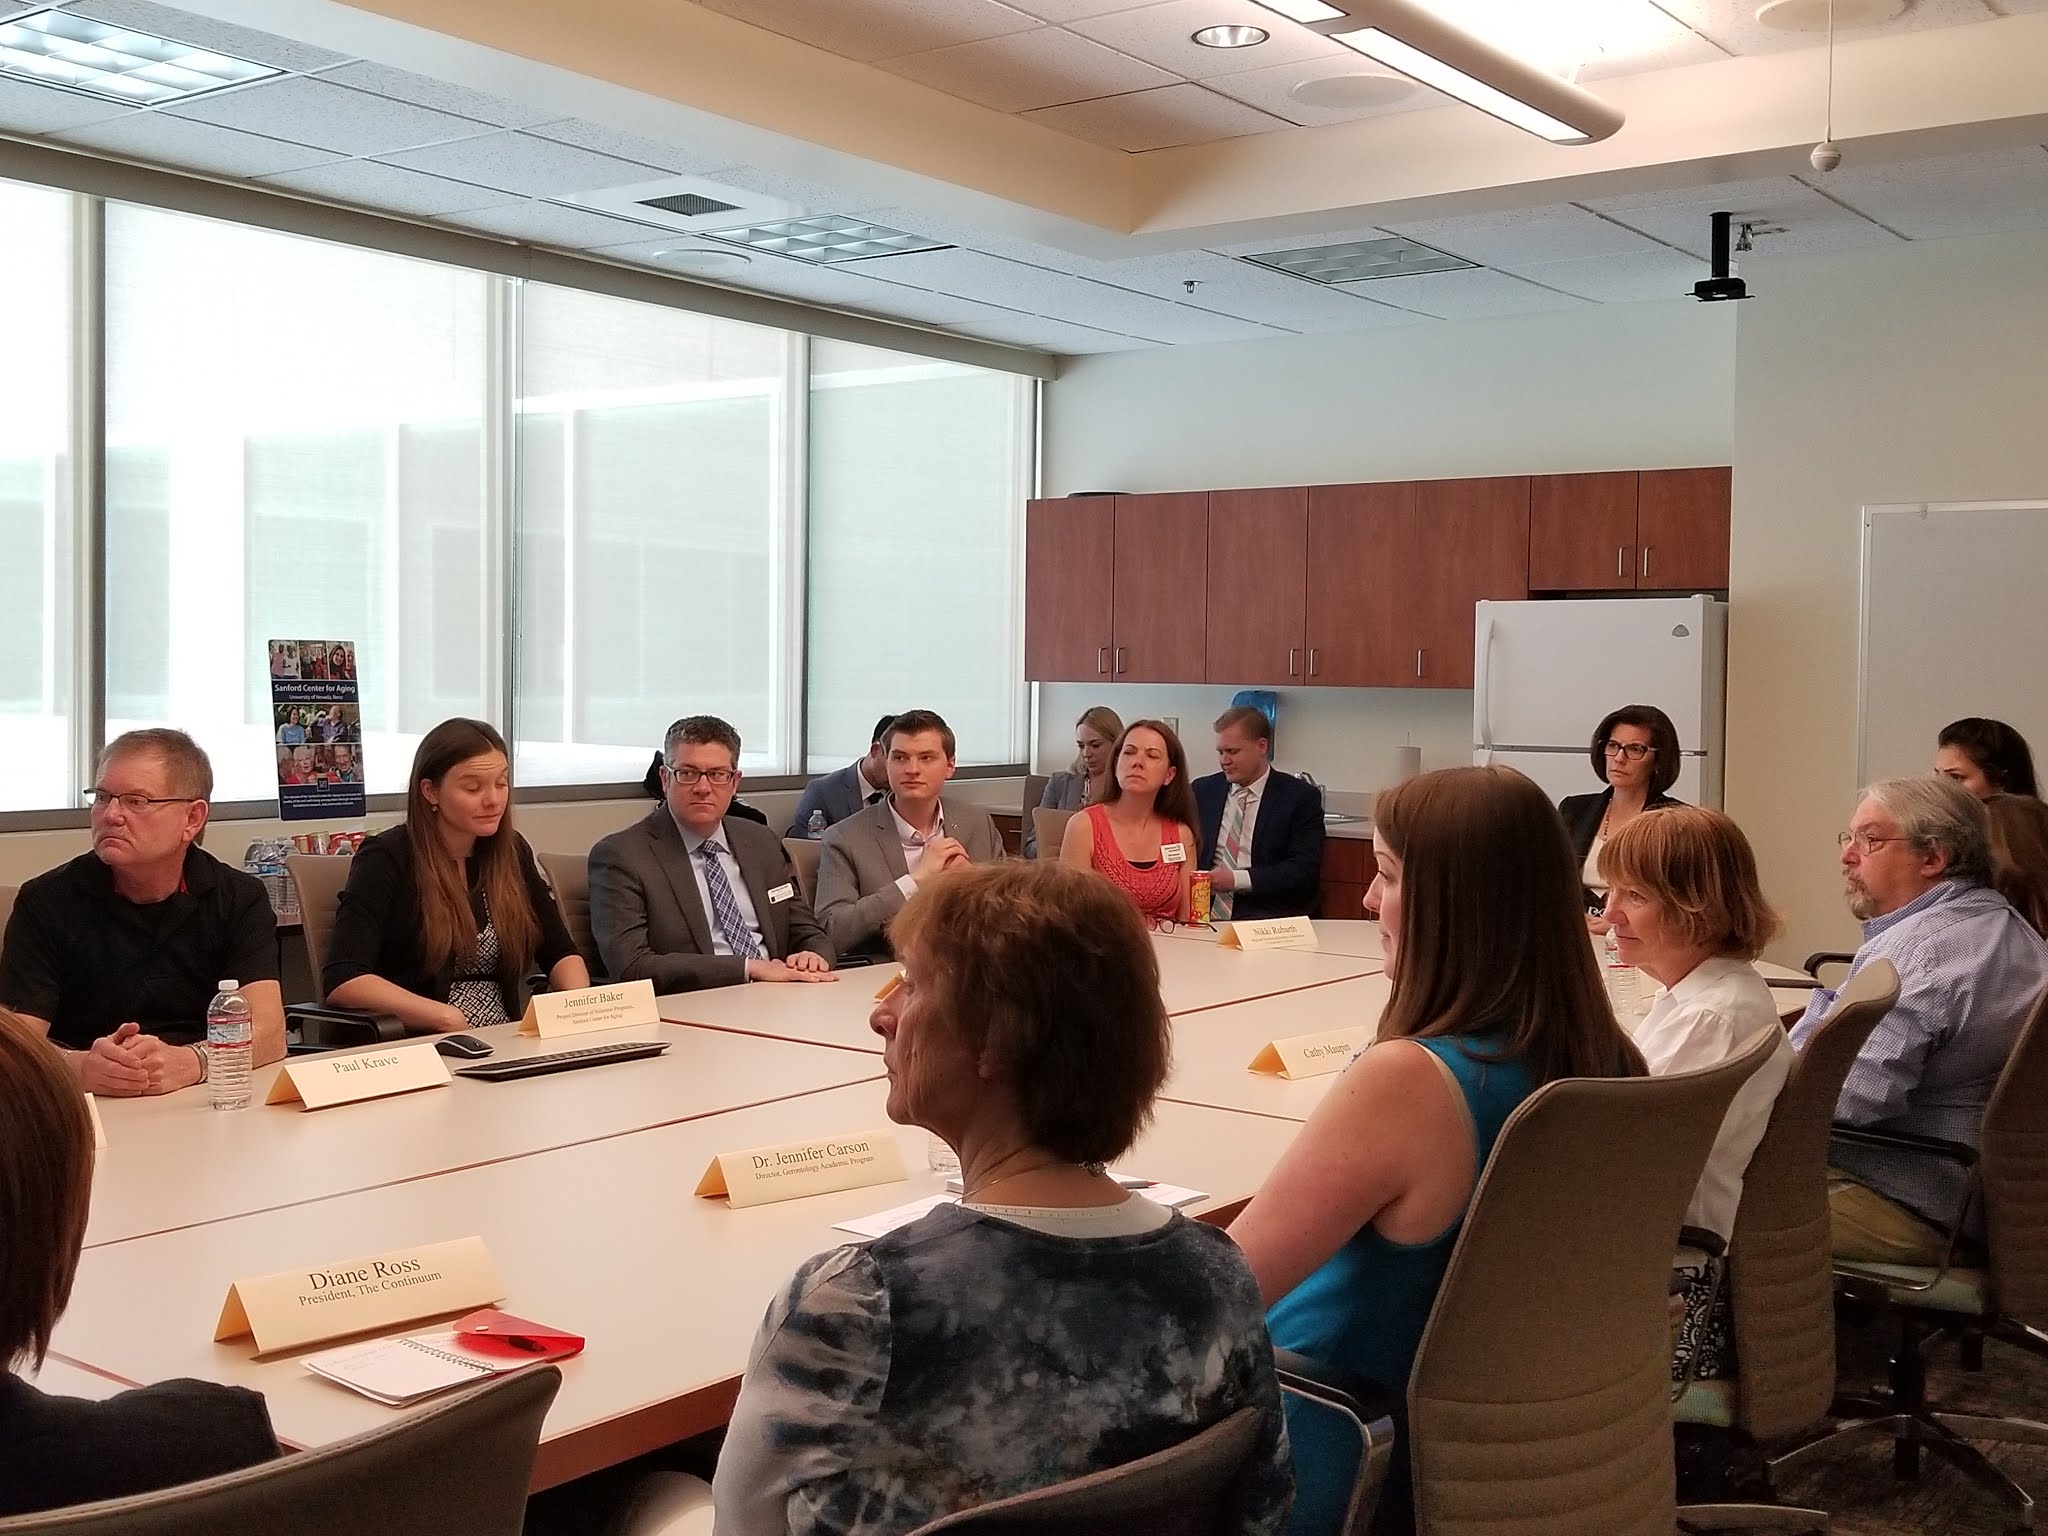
[{"xmin": 303, "ymin": 1333, "xmax": 493, "ymax": 1406}]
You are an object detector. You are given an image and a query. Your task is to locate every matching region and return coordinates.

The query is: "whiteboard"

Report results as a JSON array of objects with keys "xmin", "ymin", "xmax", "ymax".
[{"xmin": 1859, "ymin": 501, "xmax": 2048, "ymax": 785}]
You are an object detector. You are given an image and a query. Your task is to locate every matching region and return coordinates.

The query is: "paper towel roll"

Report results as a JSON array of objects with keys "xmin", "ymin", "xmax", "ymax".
[{"xmin": 1391, "ymin": 745, "xmax": 1422, "ymax": 784}]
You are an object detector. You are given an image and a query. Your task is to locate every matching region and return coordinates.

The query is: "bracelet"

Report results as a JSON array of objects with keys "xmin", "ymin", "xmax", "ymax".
[{"xmin": 189, "ymin": 1043, "xmax": 210, "ymax": 1083}]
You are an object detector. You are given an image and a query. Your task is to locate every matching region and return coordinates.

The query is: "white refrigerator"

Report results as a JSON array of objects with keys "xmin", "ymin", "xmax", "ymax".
[{"xmin": 1472, "ymin": 596, "xmax": 1727, "ymax": 807}]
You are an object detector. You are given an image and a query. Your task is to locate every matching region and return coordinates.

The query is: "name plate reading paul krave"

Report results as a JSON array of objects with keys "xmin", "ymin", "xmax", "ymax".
[
  {"xmin": 215, "ymin": 1236, "xmax": 504, "ymax": 1355},
  {"xmin": 520, "ymin": 979, "xmax": 660, "ymax": 1038},
  {"xmin": 1220, "ymin": 916, "xmax": 1320, "ymax": 952},
  {"xmin": 1248, "ymin": 1024, "xmax": 1375, "ymax": 1080},
  {"xmin": 265, "ymin": 1042, "xmax": 451, "ymax": 1110},
  {"xmin": 695, "ymin": 1127, "xmax": 908, "ymax": 1209}
]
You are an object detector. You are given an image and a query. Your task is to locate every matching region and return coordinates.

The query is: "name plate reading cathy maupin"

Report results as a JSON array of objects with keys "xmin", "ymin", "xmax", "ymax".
[
  {"xmin": 265, "ymin": 1043, "xmax": 451, "ymax": 1110},
  {"xmin": 1247, "ymin": 1025, "xmax": 1375, "ymax": 1080},
  {"xmin": 519, "ymin": 979, "xmax": 660, "ymax": 1038},
  {"xmin": 214, "ymin": 1236, "xmax": 504, "ymax": 1355},
  {"xmin": 694, "ymin": 1128, "xmax": 909, "ymax": 1209}
]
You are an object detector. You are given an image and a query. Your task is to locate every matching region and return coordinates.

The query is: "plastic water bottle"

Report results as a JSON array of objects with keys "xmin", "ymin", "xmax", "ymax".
[
  {"xmin": 1602, "ymin": 932, "xmax": 1641, "ymax": 1021},
  {"xmin": 807, "ymin": 809, "xmax": 828, "ymax": 839},
  {"xmin": 207, "ymin": 980, "xmax": 253, "ymax": 1111}
]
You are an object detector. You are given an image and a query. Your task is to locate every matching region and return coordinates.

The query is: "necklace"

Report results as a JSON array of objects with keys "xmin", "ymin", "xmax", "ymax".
[{"xmin": 960, "ymin": 1155, "xmax": 1069, "ymax": 1205}]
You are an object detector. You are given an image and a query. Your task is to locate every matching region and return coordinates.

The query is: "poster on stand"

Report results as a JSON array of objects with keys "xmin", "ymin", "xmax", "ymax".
[{"xmin": 269, "ymin": 639, "xmax": 365, "ymax": 822}]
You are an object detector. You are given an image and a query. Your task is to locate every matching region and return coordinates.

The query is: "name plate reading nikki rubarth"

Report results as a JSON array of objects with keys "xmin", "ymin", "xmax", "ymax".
[
  {"xmin": 694, "ymin": 1128, "xmax": 908, "ymax": 1209},
  {"xmin": 1220, "ymin": 916, "xmax": 1320, "ymax": 952},
  {"xmin": 265, "ymin": 1042, "xmax": 451, "ymax": 1110},
  {"xmin": 519, "ymin": 978, "xmax": 660, "ymax": 1038},
  {"xmin": 215, "ymin": 1236, "xmax": 504, "ymax": 1356},
  {"xmin": 1248, "ymin": 1024, "xmax": 1375, "ymax": 1080}
]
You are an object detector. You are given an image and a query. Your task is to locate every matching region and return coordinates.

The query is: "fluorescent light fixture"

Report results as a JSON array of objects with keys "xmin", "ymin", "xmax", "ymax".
[
  {"xmin": 1255, "ymin": 0, "xmax": 1623, "ymax": 144},
  {"xmin": 0, "ymin": 7, "xmax": 278, "ymax": 104},
  {"xmin": 1249, "ymin": 0, "xmax": 1347, "ymax": 22},
  {"xmin": 701, "ymin": 215, "xmax": 949, "ymax": 264}
]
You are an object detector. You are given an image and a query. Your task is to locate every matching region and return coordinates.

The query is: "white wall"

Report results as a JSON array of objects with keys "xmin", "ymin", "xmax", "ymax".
[
  {"xmin": 1726, "ymin": 229, "xmax": 2048, "ymax": 963},
  {"xmin": 1038, "ymin": 300, "xmax": 1737, "ymax": 793}
]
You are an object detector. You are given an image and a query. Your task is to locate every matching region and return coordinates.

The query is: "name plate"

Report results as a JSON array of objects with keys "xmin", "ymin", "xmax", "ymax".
[
  {"xmin": 1220, "ymin": 916, "xmax": 1320, "ymax": 951},
  {"xmin": 215, "ymin": 1236, "xmax": 504, "ymax": 1356},
  {"xmin": 694, "ymin": 1127, "xmax": 908, "ymax": 1209},
  {"xmin": 266, "ymin": 1043, "xmax": 451, "ymax": 1110},
  {"xmin": 1248, "ymin": 1024, "xmax": 1375, "ymax": 1079},
  {"xmin": 519, "ymin": 979, "xmax": 660, "ymax": 1038},
  {"xmin": 85, "ymin": 1093, "xmax": 107, "ymax": 1151}
]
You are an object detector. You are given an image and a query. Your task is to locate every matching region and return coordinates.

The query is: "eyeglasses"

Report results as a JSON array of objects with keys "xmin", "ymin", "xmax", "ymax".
[
  {"xmin": 1837, "ymin": 831, "xmax": 1908, "ymax": 856},
  {"xmin": 1601, "ymin": 740, "xmax": 1655, "ymax": 762},
  {"xmin": 666, "ymin": 766, "xmax": 737, "ymax": 787},
  {"xmin": 85, "ymin": 790, "xmax": 196, "ymax": 814}
]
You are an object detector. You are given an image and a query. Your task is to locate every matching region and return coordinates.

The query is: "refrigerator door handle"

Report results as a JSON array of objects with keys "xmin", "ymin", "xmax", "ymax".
[{"xmin": 1474, "ymin": 616, "xmax": 1496, "ymax": 749}]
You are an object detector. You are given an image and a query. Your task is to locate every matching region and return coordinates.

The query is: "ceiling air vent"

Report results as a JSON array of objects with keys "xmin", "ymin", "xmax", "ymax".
[
  {"xmin": 1240, "ymin": 236, "xmax": 1476, "ymax": 284},
  {"xmin": 556, "ymin": 175, "xmax": 803, "ymax": 234},
  {"xmin": 636, "ymin": 191, "xmax": 742, "ymax": 219}
]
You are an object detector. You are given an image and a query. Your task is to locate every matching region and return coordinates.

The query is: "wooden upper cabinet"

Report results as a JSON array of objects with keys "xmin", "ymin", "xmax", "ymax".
[
  {"xmin": 1206, "ymin": 488, "xmax": 1307, "ymax": 685},
  {"xmin": 1410, "ymin": 477, "xmax": 1530, "ymax": 689},
  {"xmin": 1306, "ymin": 482, "xmax": 1410, "ymax": 688},
  {"xmin": 1023, "ymin": 497, "xmax": 1115, "ymax": 682},
  {"xmin": 1110, "ymin": 492, "xmax": 1208, "ymax": 683},
  {"xmin": 1637, "ymin": 467, "xmax": 1731, "ymax": 590},
  {"xmin": 1529, "ymin": 472, "xmax": 1639, "ymax": 591}
]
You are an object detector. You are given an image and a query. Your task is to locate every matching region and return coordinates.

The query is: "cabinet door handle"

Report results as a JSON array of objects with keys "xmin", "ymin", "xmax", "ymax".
[
  {"xmin": 1097, "ymin": 645, "xmax": 1109, "ymax": 675},
  {"xmin": 1288, "ymin": 648, "xmax": 1299, "ymax": 677},
  {"xmin": 1416, "ymin": 649, "xmax": 1426, "ymax": 678},
  {"xmin": 1616, "ymin": 546, "xmax": 1625, "ymax": 578},
  {"xmin": 1308, "ymin": 648, "xmax": 1321, "ymax": 677},
  {"xmin": 1114, "ymin": 647, "xmax": 1126, "ymax": 675},
  {"xmin": 1641, "ymin": 546, "xmax": 1651, "ymax": 580}
]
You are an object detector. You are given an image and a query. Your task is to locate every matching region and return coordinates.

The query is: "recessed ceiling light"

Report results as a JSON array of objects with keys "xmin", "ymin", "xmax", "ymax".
[
  {"xmin": 1289, "ymin": 71, "xmax": 1416, "ymax": 109},
  {"xmin": 1756, "ymin": 0, "xmax": 1906, "ymax": 31},
  {"xmin": 0, "ymin": 7, "xmax": 279, "ymax": 104},
  {"xmin": 1193, "ymin": 24, "xmax": 1270, "ymax": 48},
  {"xmin": 647, "ymin": 248, "xmax": 754, "ymax": 272},
  {"xmin": 701, "ymin": 215, "xmax": 950, "ymax": 264}
]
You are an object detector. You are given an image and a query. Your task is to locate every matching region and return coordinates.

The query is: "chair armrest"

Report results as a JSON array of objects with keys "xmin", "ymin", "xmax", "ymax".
[
  {"xmin": 1273, "ymin": 1349, "xmax": 1401, "ymax": 1426},
  {"xmin": 287, "ymin": 1003, "xmax": 409, "ymax": 1048},
  {"xmin": 1829, "ymin": 1124, "xmax": 1978, "ymax": 1168},
  {"xmin": 1803, "ymin": 950, "xmax": 1855, "ymax": 979}
]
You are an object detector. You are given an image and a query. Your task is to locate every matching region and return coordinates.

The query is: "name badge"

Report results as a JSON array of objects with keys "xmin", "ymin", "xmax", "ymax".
[
  {"xmin": 1249, "ymin": 1024, "xmax": 1375, "ymax": 1079},
  {"xmin": 694, "ymin": 1127, "xmax": 908, "ymax": 1209},
  {"xmin": 768, "ymin": 883, "xmax": 795, "ymax": 904},
  {"xmin": 1220, "ymin": 915, "xmax": 1320, "ymax": 951},
  {"xmin": 1161, "ymin": 842, "xmax": 1187, "ymax": 864},
  {"xmin": 266, "ymin": 1043, "xmax": 451, "ymax": 1110},
  {"xmin": 215, "ymin": 1236, "xmax": 503, "ymax": 1355},
  {"xmin": 519, "ymin": 978, "xmax": 660, "ymax": 1038}
]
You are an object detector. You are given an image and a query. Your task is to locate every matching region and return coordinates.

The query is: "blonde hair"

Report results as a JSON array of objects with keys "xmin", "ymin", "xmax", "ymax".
[
  {"xmin": 1597, "ymin": 805, "xmax": 1779, "ymax": 961},
  {"xmin": 1068, "ymin": 706, "xmax": 1125, "ymax": 779}
]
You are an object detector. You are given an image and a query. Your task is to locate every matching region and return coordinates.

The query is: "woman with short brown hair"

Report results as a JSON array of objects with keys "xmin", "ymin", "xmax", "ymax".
[
  {"xmin": 0, "ymin": 1010, "xmax": 277, "ymax": 1515},
  {"xmin": 714, "ymin": 861, "xmax": 1289, "ymax": 1535}
]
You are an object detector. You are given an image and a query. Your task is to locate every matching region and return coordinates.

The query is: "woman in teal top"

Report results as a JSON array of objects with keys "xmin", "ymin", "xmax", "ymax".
[{"xmin": 1232, "ymin": 766, "xmax": 1646, "ymax": 1535}]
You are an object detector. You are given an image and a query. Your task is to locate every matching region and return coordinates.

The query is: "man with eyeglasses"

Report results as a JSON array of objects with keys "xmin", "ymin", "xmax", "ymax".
[
  {"xmin": 0, "ymin": 729, "xmax": 285, "ymax": 1095},
  {"xmin": 1790, "ymin": 775, "xmax": 2048, "ymax": 1264},
  {"xmin": 588, "ymin": 715, "xmax": 834, "ymax": 991}
]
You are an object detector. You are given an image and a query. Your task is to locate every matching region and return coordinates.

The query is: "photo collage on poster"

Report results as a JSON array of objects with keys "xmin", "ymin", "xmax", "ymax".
[{"xmin": 268, "ymin": 639, "xmax": 366, "ymax": 821}]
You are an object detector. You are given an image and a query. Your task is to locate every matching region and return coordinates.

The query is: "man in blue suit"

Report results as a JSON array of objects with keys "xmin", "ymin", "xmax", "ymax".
[
  {"xmin": 787, "ymin": 714, "xmax": 895, "ymax": 839},
  {"xmin": 1193, "ymin": 705, "xmax": 1325, "ymax": 922}
]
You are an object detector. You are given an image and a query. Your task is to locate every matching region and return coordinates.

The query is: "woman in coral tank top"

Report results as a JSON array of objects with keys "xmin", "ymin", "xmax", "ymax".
[{"xmin": 1058, "ymin": 719, "xmax": 1198, "ymax": 927}]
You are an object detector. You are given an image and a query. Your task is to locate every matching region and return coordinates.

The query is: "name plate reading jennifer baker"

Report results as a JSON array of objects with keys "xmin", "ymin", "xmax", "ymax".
[
  {"xmin": 694, "ymin": 1128, "xmax": 908, "ymax": 1209},
  {"xmin": 215, "ymin": 1236, "xmax": 503, "ymax": 1356},
  {"xmin": 1220, "ymin": 916, "xmax": 1320, "ymax": 952},
  {"xmin": 265, "ymin": 1042, "xmax": 451, "ymax": 1110},
  {"xmin": 1248, "ymin": 1024, "xmax": 1375, "ymax": 1080},
  {"xmin": 520, "ymin": 978, "xmax": 660, "ymax": 1038}
]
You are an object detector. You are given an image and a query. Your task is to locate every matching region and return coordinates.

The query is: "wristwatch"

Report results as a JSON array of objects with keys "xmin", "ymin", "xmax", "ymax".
[{"xmin": 189, "ymin": 1043, "xmax": 209, "ymax": 1083}]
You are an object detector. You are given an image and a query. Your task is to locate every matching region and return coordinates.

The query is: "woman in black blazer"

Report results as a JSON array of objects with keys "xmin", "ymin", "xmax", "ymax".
[
  {"xmin": 1558, "ymin": 704, "xmax": 1685, "ymax": 921},
  {"xmin": 325, "ymin": 719, "xmax": 587, "ymax": 1032}
]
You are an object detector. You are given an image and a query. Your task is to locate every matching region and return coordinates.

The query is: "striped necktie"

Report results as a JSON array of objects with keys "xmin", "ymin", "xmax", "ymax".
[
  {"xmin": 697, "ymin": 841, "xmax": 765, "ymax": 959},
  {"xmin": 1213, "ymin": 787, "xmax": 1251, "ymax": 921}
]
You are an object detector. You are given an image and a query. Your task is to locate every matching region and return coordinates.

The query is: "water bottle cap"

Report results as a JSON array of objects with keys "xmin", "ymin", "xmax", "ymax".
[{"xmin": 217, "ymin": 979, "xmax": 238, "ymax": 991}]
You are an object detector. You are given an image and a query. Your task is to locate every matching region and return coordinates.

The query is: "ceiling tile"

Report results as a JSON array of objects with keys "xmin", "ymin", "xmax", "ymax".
[
  {"xmin": 877, "ymin": 27, "xmax": 1177, "ymax": 113},
  {"xmin": 594, "ymin": 236, "xmax": 995, "ymax": 324},
  {"xmin": 257, "ymin": 159, "xmax": 507, "ymax": 218},
  {"xmin": 1383, "ymin": 205, "xmax": 1668, "ymax": 265},
  {"xmin": 0, "ymin": 74, "xmax": 132, "ymax": 134},
  {"xmin": 445, "ymin": 199, "xmax": 674, "ymax": 249},
  {"xmin": 1202, "ymin": 56, "xmax": 1431, "ymax": 127},
  {"xmin": 308, "ymin": 62, "xmax": 559, "ymax": 129},
  {"xmin": 695, "ymin": 0, "xmax": 1041, "ymax": 63},
  {"xmin": 378, "ymin": 131, "xmax": 668, "ymax": 198},
  {"xmin": 998, "ymin": 0, "xmax": 1162, "ymax": 22},
  {"xmin": 1811, "ymin": 146, "xmax": 2048, "ymax": 239},
  {"xmin": 954, "ymin": 310, "xmax": 1154, "ymax": 353},
  {"xmin": 1506, "ymin": 248, "xmax": 1709, "ymax": 303},
  {"xmin": 166, "ymin": 77, "xmax": 491, "ymax": 156},
  {"xmin": 523, "ymin": 118, "xmax": 734, "ymax": 175},
  {"xmin": 1583, "ymin": 174, "xmax": 1903, "ymax": 256},
  {"xmin": 1211, "ymin": 221, "xmax": 1402, "ymax": 256},
  {"xmin": 1023, "ymin": 82, "xmax": 1289, "ymax": 151},
  {"xmin": 1418, "ymin": 0, "xmax": 1726, "ymax": 78},
  {"xmin": 1100, "ymin": 250, "xmax": 1429, "ymax": 330},
  {"xmin": 1065, "ymin": 0, "xmax": 1344, "ymax": 79},
  {"xmin": 1649, "ymin": 0, "xmax": 1995, "ymax": 55},
  {"xmin": 62, "ymin": 0, "xmax": 350, "ymax": 70},
  {"xmin": 54, "ymin": 112, "xmax": 336, "ymax": 177},
  {"xmin": 1340, "ymin": 267, "xmax": 1586, "ymax": 319}
]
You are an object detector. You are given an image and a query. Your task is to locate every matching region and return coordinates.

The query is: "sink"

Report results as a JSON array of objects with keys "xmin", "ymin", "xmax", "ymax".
[{"xmin": 1323, "ymin": 812, "xmax": 1369, "ymax": 826}]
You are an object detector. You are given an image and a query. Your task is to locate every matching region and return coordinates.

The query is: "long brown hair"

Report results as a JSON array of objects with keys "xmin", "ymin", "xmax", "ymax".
[
  {"xmin": 1374, "ymin": 766, "xmax": 1644, "ymax": 1086},
  {"xmin": 406, "ymin": 718, "xmax": 538, "ymax": 980},
  {"xmin": 0, "ymin": 1010, "xmax": 92, "ymax": 1368},
  {"xmin": 1100, "ymin": 718, "xmax": 1200, "ymax": 842},
  {"xmin": 1987, "ymin": 792, "xmax": 2048, "ymax": 936}
]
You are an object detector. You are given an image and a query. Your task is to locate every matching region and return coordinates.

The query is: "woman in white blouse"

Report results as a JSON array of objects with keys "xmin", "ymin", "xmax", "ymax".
[{"xmin": 1599, "ymin": 805, "xmax": 1793, "ymax": 1382}]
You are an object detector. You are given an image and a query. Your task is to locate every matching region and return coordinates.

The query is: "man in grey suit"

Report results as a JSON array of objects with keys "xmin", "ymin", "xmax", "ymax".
[
  {"xmin": 786, "ymin": 713, "xmax": 895, "ymax": 839},
  {"xmin": 817, "ymin": 708, "xmax": 1005, "ymax": 958},
  {"xmin": 590, "ymin": 715, "xmax": 835, "ymax": 992}
]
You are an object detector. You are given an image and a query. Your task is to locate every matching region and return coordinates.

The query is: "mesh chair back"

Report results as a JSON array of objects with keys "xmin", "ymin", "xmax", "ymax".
[
  {"xmin": 535, "ymin": 852, "xmax": 599, "ymax": 976},
  {"xmin": 0, "ymin": 1367, "xmax": 559, "ymax": 1536},
  {"xmin": 1982, "ymin": 982, "xmax": 2048, "ymax": 1321},
  {"xmin": 1724, "ymin": 961, "xmax": 1898, "ymax": 1440},
  {"xmin": 1032, "ymin": 808, "xmax": 1079, "ymax": 863},
  {"xmin": 1407, "ymin": 1026, "xmax": 1779, "ymax": 1536},
  {"xmin": 0, "ymin": 884, "xmax": 16, "ymax": 968},
  {"xmin": 1023, "ymin": 775, "xmax": 1049, "ymax": 821},
  {"xmin": 784, "ymin": 838, "xmax": 823, "ymax": 910},
  {"xmin": 908, "ymin": 1406, "xmax": 1264, "ymax": 1535},
  {"xmin": 286, "ymin": 854, "xmax": 355, "ymax": 1003}
]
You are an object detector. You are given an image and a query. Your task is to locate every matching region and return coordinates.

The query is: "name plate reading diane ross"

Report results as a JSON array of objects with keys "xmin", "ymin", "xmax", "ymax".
[
  {"xmin": 520, "ymin": 979, "xmax": 660, "ymax": 1038},
  {"xmin": 1248, "ymin": 1024, "xmax": 1375, "ymax": 1080},
  {"xmin": 216, "ymin": 1236, "xmax": 504, "ymax": 1356},
  {"xmin": 266, "ymin": 1042, "xmax": 451, "ymax": 1110},
  {"xmin": 695, "ymin": 1128, "xmax": 908, "ymax": 1210},
  {"xmin": 1220, "ymin": 916, "xmax": 1320, "ymax": 952}
]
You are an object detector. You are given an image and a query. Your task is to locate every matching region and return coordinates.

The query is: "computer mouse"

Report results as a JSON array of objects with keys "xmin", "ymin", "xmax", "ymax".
[{"xmin": 436, "ymin": 1034, "xmax": 494, "ymax": 1059}]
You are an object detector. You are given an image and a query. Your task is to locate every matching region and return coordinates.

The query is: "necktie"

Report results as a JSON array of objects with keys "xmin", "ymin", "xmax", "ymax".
[
  {"xmin": 1213, "ymin": 787, "xmax": 1251, "ymax": 921},
  {"xmin": 698, "ymin": 842, "xmax": 765, "ymax": 959}
]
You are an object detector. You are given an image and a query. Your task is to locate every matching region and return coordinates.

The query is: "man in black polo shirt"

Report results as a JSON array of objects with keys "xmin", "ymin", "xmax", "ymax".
[{"xmin": 0, "ymin": 729, "xmax": 284, "ymax": 1096}]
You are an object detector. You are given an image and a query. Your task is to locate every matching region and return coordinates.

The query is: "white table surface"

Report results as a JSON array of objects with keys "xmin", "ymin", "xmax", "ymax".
[
  {"xmin": 1155, "ymin": 919, "xmax": 1388, "ymax": 961},
  {"xmin": 1160, "ymin": 974, "xmax": 1392, "ymax": 1123},
  {"xmin": 53, "ymin": 1081, "xmax": 1302, "ymax": 1491}
]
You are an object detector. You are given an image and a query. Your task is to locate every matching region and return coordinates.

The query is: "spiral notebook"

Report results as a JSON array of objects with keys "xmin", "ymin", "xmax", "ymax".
[{"xmin": 304, "ymin": 1309, "xmax": 583, "ymax": 1406}]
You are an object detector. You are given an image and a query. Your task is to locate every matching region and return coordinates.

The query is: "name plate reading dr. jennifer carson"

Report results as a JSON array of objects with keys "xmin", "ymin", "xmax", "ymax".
[
  {"xmin": 215, "ymin": 1236, "xmax": 503, "ymax": 1356},
  {"xmin": 519, "ymin": 978, "xmax": 660, "ymax": 1038},
  {"xmin": 1248, "ymin": 1024, "xmax": 1375, "ymax": 1080},
  {"xmin": 1220, "ymin": 916, "xmax": 1320, "ymax": 952},
  {"xmin": 695, "ymin": 1128, "xmax": 908, "ymax": 1210},
  {"xmin": 265, "ymin": 1042, "xmax": 451, "ymax": 1111}
]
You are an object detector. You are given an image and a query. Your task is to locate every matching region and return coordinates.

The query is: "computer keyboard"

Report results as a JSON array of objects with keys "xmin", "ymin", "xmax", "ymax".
[{"xmin": 455, "ymin": 1040, "xmax": 672, "ymax": 1082}]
